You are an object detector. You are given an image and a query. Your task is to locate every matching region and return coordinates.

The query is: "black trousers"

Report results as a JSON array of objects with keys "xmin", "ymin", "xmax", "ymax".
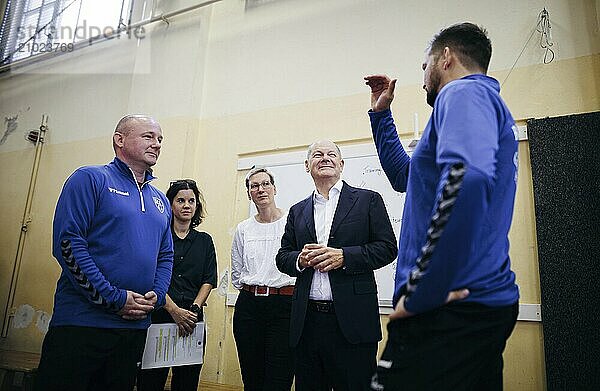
[
  {"xmin": 371, "ymin": 302, "xmax": 519, "ymax": 391},
  {"xmin": 295, "ymin": 306, "xmax": 378, "ymax": 391},
  {"xmin": 232, "ymin": 290, "xmax": 295, "ymax": 391},
  {"xmin": 35, "ymin": 326, "xmax": 147, "ymax": 391},
  {"xmin": 137, "ymin": 363, "xmax": 202, "ymax": 391}
]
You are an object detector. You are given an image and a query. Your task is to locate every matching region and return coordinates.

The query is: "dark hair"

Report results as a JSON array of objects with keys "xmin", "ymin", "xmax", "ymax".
[
  {"xmin": 429, "ymin": 22, "xmax": 492, "ymax": 73},
  {"xmin": 245, "ymin": 167, "xmax": 275, "ymax": 190},
  {"xmin": 166, "ymin": 179, "xmax": 206, "ymax": 228}
]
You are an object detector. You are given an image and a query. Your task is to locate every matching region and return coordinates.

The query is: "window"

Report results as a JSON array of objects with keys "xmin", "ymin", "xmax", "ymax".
[{"xmin": 0, "ymin": 0, "xmax": 133, "ymax": 66}]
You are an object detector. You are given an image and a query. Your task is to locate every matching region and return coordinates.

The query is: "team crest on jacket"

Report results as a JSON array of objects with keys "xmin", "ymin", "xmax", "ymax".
[{"xmin": 153, "ymin": 196, "xmax": 165, "ymax": 213}]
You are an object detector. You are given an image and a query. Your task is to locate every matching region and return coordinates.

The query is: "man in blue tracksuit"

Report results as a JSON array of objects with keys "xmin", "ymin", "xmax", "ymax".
[
  {"xmin": 36, "ymin": 115, "xmax": 174, "ymax": 391},
  {"xmin": 365, "ymin": 23, "xmax": 519, "ymax": 390}
]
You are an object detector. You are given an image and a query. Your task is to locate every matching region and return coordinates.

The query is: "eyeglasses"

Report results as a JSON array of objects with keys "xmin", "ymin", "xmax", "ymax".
[
  {"xmin": 169, "ymin": 179, "xmax": 196, "ymax": 187},
  {"xmin": 249, "ymin": 181, "xmax": 273, "ymax": 191}
]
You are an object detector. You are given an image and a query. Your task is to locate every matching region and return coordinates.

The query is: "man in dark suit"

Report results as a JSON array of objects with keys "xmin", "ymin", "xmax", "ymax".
[{"xmin": 276, "ymin": 139, "xmax": 397, "ymax": 391}]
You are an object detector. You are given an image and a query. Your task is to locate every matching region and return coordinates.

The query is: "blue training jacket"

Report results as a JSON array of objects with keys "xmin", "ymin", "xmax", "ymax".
[
  {"xmin": 370, "ymin": 74, "xmax": 519, "ymax": 314},
  {"xmin": 50, "ymin": 157, "xmax": 173, "ymax": 329}
]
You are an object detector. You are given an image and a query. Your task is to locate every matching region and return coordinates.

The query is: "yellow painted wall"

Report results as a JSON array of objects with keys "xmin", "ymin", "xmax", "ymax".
[{"xmin": 0, "ymin": 0, "xmax": 599, "ymax": 390}]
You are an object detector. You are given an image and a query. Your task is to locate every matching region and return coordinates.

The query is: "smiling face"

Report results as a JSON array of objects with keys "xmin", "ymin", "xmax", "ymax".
[
  {"xmin": 114, "ymin": 117, "xmax": 163, "ymax": 171},
  {"xmin": 305, "ymin": 140, "xmax": 344, "ymax": 183},
  {"xmin": 247, "ymin": 171, "xmax": 276, "ymax": 208},
  {"xmin": 171, "ymin": 189, "xmax": 197, "ymax": 225}
]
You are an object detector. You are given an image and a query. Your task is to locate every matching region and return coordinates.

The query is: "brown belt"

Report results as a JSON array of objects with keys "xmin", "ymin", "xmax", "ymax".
[{"xmin": 242, "ymin": 284, "xmax": 295, "ymax": 296}]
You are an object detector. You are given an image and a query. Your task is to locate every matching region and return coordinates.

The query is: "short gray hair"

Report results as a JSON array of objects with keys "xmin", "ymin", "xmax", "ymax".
[{"xmin": 306, "ymin": 140, "xmax": 342, "ymax": 160}]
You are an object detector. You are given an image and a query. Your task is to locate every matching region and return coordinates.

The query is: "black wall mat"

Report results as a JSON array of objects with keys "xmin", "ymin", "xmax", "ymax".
[{"xmin": 527, "ymin": 112, "xmax": 600, "ymax": 391}]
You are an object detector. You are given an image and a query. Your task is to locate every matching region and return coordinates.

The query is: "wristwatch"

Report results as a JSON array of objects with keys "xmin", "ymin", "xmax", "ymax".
[{"xmin": 190, "ymin": 303, "xmax": 201, "ymax": 315}]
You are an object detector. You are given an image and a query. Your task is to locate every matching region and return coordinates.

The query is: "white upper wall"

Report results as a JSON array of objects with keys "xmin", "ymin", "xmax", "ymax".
[
  {"xmin": 200, "ymin": 0, "xmax": 600, "ymax": 117},
  {"xmin": 0, "ymin": 0, "xmax": 598, "ymax": 152},
  {"xmin": 0, "ymin": 1, "xmax": 211, "ymax": 152}
]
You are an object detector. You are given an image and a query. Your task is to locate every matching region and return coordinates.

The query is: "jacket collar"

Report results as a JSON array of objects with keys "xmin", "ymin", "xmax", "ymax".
[
  {"xmin": 111, "ymin": 157, "xmax": 156, "ymax": 185},
  {"xmin": 330, "ymin": 181, "xmax": 358, "ymax": 237},
  {"xmin": 301, "ymin": 181, "xmax": 358, "ymax": 242},
  {"xmin": 312, "ymin": 178, "xmax": 343, "ymax": 202}
]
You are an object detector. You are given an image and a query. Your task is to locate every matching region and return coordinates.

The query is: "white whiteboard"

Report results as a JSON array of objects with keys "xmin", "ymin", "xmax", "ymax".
[{"xmin": 239, "ymin": 142, "xmax": 413, "ymax": 308}]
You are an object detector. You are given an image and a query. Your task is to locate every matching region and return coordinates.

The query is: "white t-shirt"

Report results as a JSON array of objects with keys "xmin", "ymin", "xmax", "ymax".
[{"xmin": 231, "ymin": 213, "xmax": 296, "ymax": 289}]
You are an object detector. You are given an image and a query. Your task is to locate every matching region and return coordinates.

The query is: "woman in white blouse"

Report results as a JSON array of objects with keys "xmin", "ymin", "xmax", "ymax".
[{"xmin": 231, "ymin": 167, "xmax": 295, "ymax": 391}]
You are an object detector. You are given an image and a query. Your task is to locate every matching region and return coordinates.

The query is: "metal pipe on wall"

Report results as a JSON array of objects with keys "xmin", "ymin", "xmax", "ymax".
[{"xmin": 1, "ymin": 114, "xmax": 49, "ymax": 338}]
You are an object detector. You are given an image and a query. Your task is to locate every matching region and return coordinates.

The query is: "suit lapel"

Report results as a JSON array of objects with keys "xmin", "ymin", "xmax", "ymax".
[
  {"xmin": 330, "ymin": 181, "xmax": 358, "ymax": 237},
  {"xmin": 301, "ymin": 195, "xmax": 317, "ymax": 242}
]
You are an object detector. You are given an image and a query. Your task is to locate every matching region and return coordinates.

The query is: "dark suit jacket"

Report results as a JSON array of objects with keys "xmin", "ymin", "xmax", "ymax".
[{"xmin": 276, "ymin": 181, "xmax": 397, "ymax": 347}]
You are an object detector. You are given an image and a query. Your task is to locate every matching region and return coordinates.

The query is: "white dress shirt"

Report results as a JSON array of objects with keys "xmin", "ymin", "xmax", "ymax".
[
  {"xmin": 308, "ymin": 179, "xmax": 343, "ymax": 300},
  {"xmin": 231, "ymin": 213, "xmax": 296, "ymax": 289}
]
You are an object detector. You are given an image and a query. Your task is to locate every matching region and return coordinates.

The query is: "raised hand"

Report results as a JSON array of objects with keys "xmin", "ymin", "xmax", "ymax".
[{"xmin": 364, "ymin": 74, "xmax": 397, "ymax": 112}]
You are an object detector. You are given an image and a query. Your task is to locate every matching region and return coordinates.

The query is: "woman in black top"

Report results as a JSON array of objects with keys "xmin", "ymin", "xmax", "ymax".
[{"xmin": 138, "ymin": 179, "xmax": 217, "ymax": 391}]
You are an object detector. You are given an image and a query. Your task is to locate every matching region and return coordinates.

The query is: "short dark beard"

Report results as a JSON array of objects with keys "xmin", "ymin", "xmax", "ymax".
[
  {"xmin": 426, "ymin": 89, "xmax": 438, "ymax": 107},
  {"xmin": 426, "ymin": 60, "xmax": 442, "ymax": 107}
]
